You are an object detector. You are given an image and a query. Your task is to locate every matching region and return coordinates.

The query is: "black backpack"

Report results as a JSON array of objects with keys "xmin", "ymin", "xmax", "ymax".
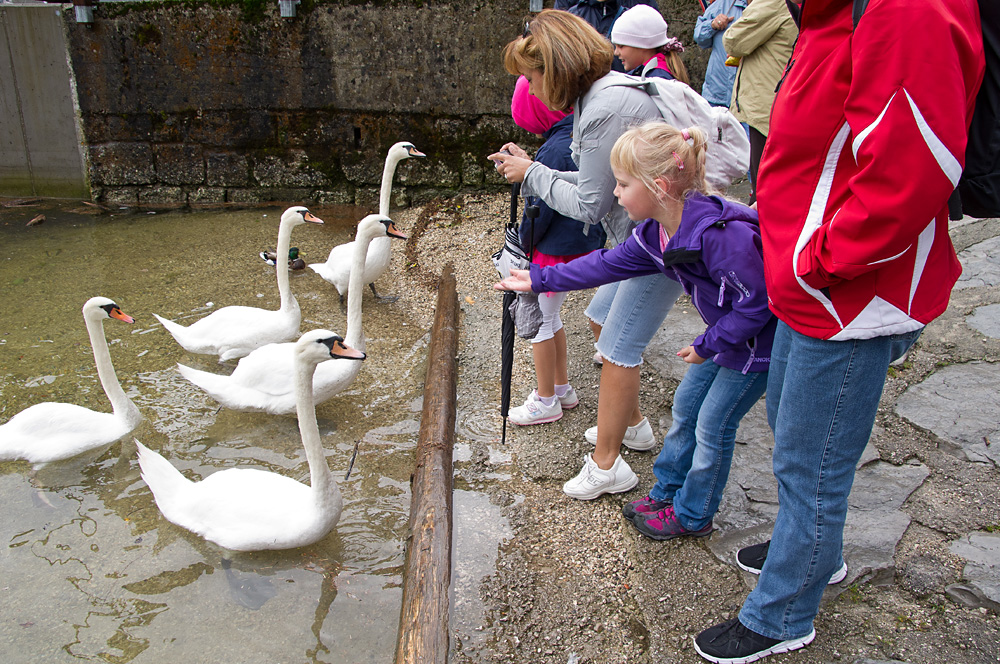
[{"xmin": 854, "ymin": 0, "xmax": 999, "ymax": 220}]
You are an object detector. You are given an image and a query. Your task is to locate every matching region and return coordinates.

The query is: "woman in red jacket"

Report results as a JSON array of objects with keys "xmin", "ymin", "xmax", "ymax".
[{"xmin": 694, "ymin": 0, "xmax": 985, "ymax": 662}]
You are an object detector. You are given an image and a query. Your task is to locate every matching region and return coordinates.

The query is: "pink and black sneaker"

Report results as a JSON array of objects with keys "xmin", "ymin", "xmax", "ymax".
[
  {"xmin": 633, "ymin": 505, "xmax": 713, "ymax": 541},
  {"xmin": 622, "ymin": 495, "xmax": 671, "ymax": 521}
]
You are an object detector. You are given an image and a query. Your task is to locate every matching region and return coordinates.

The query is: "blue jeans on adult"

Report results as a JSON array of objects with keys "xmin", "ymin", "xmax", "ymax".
[
  {"xmin": 738, "ymin": 321, "xmax": 922, "ymax": 640},
  {"xmin": 649, "ymin": 359, "xmax": 768, "ymax": 531}
]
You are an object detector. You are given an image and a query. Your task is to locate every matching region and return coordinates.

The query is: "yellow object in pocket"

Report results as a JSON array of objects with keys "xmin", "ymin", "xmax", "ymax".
[{"xmin": 725, "ymin": 55, "xmax": 741, "ymax": 67}]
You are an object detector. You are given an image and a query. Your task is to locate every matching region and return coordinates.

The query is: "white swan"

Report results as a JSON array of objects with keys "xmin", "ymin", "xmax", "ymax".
[
  {"xmin": 135, "ymin": 329, "xmax": 366, "ymax": 551},
  {"xmin": 176, "ymin": 215, "xmax": 406, "ymax": 415},
  {"xmin": 309, "ymin": 141, "xmax": 423, "ymax": 301},
  {"xmin": 0, "ymin": 297, "xmax": 142, "ymax": 464},
  {"xmin": 153, "ymin": 206, "xmax": 323, "ymax": 361}
]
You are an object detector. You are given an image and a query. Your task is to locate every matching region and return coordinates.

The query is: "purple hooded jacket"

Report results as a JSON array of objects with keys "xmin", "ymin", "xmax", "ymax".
[{"xmin": 529, "ymin": 193, "xmax": 775, "ymax": 373}]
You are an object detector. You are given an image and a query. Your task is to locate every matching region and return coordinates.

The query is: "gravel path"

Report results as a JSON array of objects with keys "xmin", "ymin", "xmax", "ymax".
[{"xmin": 391, "ymin": 191, "xmax": 1000, "ymax": 664}]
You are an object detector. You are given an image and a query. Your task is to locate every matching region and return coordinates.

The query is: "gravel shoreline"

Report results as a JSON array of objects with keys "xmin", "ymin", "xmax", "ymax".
[{"xmin": 392, "ymin": 191, "xmax": 1000, "ymax": 664}]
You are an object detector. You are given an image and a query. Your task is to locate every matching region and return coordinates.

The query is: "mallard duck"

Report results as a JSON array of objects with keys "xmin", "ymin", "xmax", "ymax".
[
  {"xmin": 153, "ymin": 206, "xmax": 323, "ymax": 361},
  {"xmin": 259, "ymin": 246, "xmax": 306, "ymax": 270}
]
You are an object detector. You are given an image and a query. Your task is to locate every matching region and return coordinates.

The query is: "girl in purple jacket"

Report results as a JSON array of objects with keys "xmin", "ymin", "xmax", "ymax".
[{"xmin": 496, "ymin": 122, "xmax": 775, "ymax": 539}]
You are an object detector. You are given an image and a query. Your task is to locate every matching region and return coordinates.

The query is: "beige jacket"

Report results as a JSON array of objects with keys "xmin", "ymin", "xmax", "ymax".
[{"xmin": 723, "ymin": 0, "xmax": 797, "ymax": 135}]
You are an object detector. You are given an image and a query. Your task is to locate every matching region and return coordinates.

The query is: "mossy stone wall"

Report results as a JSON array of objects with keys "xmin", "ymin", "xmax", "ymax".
[{"xmin": 66, "ymin": 0, "xmax": 708, "ymax": 208}]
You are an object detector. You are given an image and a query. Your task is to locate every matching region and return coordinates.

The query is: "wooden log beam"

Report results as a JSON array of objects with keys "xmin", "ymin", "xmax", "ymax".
[{"xmin": 394, "ymin": 265, "xmax": 459, "ymax": 664}]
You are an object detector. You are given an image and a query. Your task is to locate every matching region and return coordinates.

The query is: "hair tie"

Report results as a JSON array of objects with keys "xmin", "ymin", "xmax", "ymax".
[
  {"xmin": 681, "ymin": 129, "xmax": 691, "ymax": 141},
  {"xmin": 672, "ymin": 151, "xmax": 685, "ymax": 170},
  {"xmin": 662, "ymin": 37, "xmax": 685, "ymax": 53}
]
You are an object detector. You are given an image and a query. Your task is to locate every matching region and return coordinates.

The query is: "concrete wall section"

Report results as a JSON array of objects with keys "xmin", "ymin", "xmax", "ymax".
[{"xmin": 0, "ymin": 4, "xmax": 88, "ymax": 199}]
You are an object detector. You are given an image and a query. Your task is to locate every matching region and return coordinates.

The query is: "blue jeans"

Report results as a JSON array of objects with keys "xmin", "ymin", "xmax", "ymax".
[
  {"xmin": 649, "ymin": 359, "xmax": 768, "ymax": 531},
  {"xmin": 585, "ymin": 273, "xmax": 682, "ymax": 367},
  {"xmin": 739, "ymin": 321, "xmax": 921, "ymax": 640}
]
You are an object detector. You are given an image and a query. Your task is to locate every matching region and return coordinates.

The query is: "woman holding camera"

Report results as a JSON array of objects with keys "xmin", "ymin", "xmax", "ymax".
[{"xmin": 490, "ymin": 9, "xmax": 682, "ymax": 500}]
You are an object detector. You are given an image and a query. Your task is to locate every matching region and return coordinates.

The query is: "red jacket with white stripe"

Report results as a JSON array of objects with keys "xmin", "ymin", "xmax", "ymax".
[{"xmin": 757, "ymin": 0, "xmax": 984, "ymax": 340}]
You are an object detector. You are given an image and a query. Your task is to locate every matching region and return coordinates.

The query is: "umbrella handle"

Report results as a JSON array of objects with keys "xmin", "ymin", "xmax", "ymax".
[{"xmin": 509, "ymin": 183, "xmax": 520, "ymax": 227}]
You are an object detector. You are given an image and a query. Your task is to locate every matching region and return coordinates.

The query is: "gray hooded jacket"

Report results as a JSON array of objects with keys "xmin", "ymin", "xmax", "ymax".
[{"xmin": 519, "ymin": 71, "xmax": 661, "ymax": 246}]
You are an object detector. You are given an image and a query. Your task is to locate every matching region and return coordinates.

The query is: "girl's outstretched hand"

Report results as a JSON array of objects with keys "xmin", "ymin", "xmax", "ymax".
[
  {"xmin": 494, "ymin": 269, "xmax": 533, "ymax": 293},
  {"xmin": 677, "ymin": 345, "xmax": 706, "ymax": 364}
]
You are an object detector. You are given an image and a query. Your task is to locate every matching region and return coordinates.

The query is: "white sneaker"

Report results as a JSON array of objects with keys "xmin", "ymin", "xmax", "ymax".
[
  {"xmin": 508, "ymin": 390, "xmax": 563, "ymax": 426},
  {"xmin": 557, "ymin": 386, "xmax": 579, "ymax": 409},
  {"xmin": 563, "ymin": 454, "xmax": 638, "ymax": 500},
  {"xmin": 583, "ymin": 417, "xmax": 656, "ymax": 451},
  {"xmin": 593, "ymin": 351, "xmax": 604, "ymax": 366}
]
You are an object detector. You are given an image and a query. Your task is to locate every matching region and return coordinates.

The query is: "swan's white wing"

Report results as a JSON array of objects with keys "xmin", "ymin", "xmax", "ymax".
[
  {"xmin": 311, "ymin": 359, "xmax": 363, "ymax": 405},
  {"xmin": 157, "ymin": 306, "xmax": 300, "ymax": 360},
  {"xmin": 0, "ymin": 402, "xmax": 131, "ymax": 463},
  {"xmin": 227, "ymin": 342, "xmax": 298, "ymax": 396},
  {"xmin": 178, "ymin": 343, "xmax": 301, "ymax": 415}
]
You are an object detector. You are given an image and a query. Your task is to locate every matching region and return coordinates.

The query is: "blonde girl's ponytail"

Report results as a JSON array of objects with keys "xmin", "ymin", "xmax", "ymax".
[{"xmin": 610, "ymin": 122, "xmax": 710, "ymax": 202}]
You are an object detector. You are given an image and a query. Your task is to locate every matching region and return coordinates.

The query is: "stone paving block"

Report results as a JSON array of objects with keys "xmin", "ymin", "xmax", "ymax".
[
  {"xmin": 896, "ymin": 362, "xmax": 1000, "ymax": 468},
  {"xmin": 947, "ymin": 531, "xmax": 1000, "ymax": 613},
  {"xmin": 967, "ymin": 303, "xmax": 1000, "ymax": 339},
  {"xmin": 955, "ymin": 236, "xmax": 1000, "ymax": 289}
]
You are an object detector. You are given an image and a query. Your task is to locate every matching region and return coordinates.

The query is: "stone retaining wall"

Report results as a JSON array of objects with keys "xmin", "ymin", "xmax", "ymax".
[{"xmin": 64, "ymin": 0, "xmax": 707, "ymax": 207}]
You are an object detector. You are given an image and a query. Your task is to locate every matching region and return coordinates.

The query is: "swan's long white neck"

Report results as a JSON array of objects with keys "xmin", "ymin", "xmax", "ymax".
[
  {"xmin": 275, "ymin": 217, "xmax": 296, "ymax": 312},
  {"xmin": 295, "ymin": 354, "xmax": 334, "ymax": 495},
  {"xmin": 379, "ymin": 152, "xmax": 405, "ymax": 217},
  {"xmin": 345, "ymin": 227, "xmax": 376, "ymax": 351},
  {"xmin": 85, "ymin": 315, "xmax": 136, "ymax": 418}
]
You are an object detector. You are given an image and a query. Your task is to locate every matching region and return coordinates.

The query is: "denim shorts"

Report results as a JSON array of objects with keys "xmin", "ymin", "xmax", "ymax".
[{"xmin": 585, "ymin": 272, "xmax": 682, "ymax": 367}]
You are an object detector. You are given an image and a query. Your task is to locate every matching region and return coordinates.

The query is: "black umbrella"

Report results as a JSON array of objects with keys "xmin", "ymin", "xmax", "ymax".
[{"xmin": 499, "ymin": 183, "xmax": 520, "ymax": 444}]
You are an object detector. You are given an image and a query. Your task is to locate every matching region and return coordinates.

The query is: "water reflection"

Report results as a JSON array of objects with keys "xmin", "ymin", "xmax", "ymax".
[{"xmin": 0, "ymin": 203, "xmax": 467, "ymax": 663}]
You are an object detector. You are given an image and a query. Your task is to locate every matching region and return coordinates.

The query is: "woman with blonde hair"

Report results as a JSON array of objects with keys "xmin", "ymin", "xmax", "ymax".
[{"xmin": 490, "ymin": 9, "xmax": 683, "ymax": 501}]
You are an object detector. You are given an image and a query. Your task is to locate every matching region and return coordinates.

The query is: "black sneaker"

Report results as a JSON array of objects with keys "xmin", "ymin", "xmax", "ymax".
[
  {"xmin": 694, "ymin": 617, "xmax": 815, "ymax": 663},
  {"xmin": 736, "ymin": 540, "xmax": 848, "ymax": 584}
]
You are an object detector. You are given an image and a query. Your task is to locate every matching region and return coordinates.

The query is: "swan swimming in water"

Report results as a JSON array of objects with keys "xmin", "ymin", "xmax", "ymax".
[
  {"xmin": 135, "ymin": 329, "xmax": 365, "ymax": 551},
  {"xmin": 176, "ymin": 215, "xmax": 406, "ymax": 415},
  {"xmin": 0, "ymin": 297, "xmax": 142, "ymax": 464},
  {"xmin": 153, "ymin": 206, "xmax": 323, "ymax": 361},
  {"xmin": 309, "ymin": 141, "xmax": 423, "ymax": 301}
]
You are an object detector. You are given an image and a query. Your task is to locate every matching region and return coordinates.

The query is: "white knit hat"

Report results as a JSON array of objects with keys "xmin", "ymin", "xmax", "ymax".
[{"xmin": 611, "ymin": 5, "xmax": 669, "ymax": 49}]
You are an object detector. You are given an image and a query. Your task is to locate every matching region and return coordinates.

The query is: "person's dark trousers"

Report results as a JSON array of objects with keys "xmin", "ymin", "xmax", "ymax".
[{"xmin": 748, "ymin": 126, "xmax": 767, "ymax": 206}]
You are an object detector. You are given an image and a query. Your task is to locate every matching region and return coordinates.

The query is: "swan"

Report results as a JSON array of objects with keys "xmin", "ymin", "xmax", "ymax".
[
  {"xmin": 153, "ymin": 206, "xmax": 323, "ymax": 361},
  {"xmin": 0, "ymin": 297, "xmax": 142, "ymax": 464},
  {"xmin": 176, "ymin": 215, "xmax": 406, "ymax": 415},
  {"xmin": 135, "ymin": 329, "xmax": 366, "ymax": 551},
  {"xmin": 309, "ymin": 141, "xmax": 424, "ymax": 301}
]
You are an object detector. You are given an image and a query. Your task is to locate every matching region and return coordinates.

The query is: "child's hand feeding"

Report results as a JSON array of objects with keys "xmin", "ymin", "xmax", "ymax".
[
  {"xmin": 494, "ymin": 269, "xmax": 534, "ymax": 293},
  {"xmin": 677, "ymin": 345, "xmax": 706, "ymax": 364}
]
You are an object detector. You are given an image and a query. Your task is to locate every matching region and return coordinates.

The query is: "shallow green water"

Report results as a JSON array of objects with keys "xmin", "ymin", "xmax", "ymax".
[{"xmin": 0, "ymin": 202, "xmax": 509, "ymax": 663}]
